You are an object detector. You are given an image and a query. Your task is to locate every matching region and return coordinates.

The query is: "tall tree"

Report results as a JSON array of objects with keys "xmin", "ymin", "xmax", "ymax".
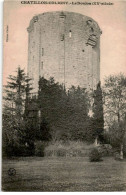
[
  {"xmin": 92, "ymin": 82, "xmax": 104, "ymax": 144},
  {"xmin": 103, "ymin": 74, "xmax": 126, "ymax": 125},
  {"xmin": 24, "ymin": 77, "xmax": 33, "ymax": 118},
  {"xmin": 4, "ymin": 67, "xmax": 26, "ymax": 117},
  {"xmin": 38, "ymin": 77, "xmax": 90, "ymax": 141},
  {"xmin": 3, "ymin": 67, "xmax": 33, "ymax": 156},
  {"xmin": 103, "ymin": 74, "xmax": 126, "ymax": 158}
]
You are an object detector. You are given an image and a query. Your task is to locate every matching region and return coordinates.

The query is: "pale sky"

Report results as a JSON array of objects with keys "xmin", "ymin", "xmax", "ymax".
[{"xmin": 3, "ymin": 0, "xmax": 126, "ymax": 85}]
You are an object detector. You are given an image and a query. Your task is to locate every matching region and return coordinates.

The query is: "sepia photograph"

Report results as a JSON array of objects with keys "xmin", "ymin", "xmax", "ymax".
[{"xmin": 2, "ymin": 0, "xmax": 126, "ymax": 191}]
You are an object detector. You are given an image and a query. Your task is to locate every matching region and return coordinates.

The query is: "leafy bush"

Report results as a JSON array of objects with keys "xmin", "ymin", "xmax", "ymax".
[
  {"xmin": 3, "ymin": 142, "xmax": 34, "ymax": 157},
  {"xmin": 44, "ymin": 141, "xmax": 94, "ymax": 157},
  {"xmin": 114, "ymin": 152, "xmax": 121, "ymax": 160},
  {"xmin": 34, "ymin": 141, "xmax": 47, "ymax": 157},
  {"xmin": 89, "ymin": 147, "xmax": 102, "ymax": 162},
  {"xmin": 57, "ymin": 149, "xmax": 66, "ymax": 157},
  {"xmin": 97, "ymin": 144, "xmax": 113, "ymax": 157}
]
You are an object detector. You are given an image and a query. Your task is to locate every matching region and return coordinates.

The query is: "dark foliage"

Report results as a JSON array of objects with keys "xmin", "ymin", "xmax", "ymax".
[
  {"xmin": 38, "ymin": 77, "xmax": 90, "ymax": 141},
  {"xmin": 103, "ymin": 74, "xmax": 126, "ymax": 156},
  {"xmin": 2, "ymin": 113, "xmax": 34, "ymax": 157},
  {"xmin": 3, "ymin": 71, "xmax": 101, "ymax": 157},
  {"xmin": 36, "ymin": 118, "xmax": 52, "ymax": 141},
  {"xmin": 3, "ymin": 67, "xmax": 33, "ymax": 157},
  {"xmin": 89, "ymin": 147, "xmax": 102, "ymax": 162},
  {"xmin": 92, "ymin": 82, "xmax": 104, "ymax": 143},
  {"xmin": 34, "ymin": 141, "xmax": 48, "ymax": 157}
]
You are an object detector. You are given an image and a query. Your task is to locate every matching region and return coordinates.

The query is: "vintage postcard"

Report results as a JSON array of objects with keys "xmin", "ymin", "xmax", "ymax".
[{"xmin": 2, "ymin": 0, "xmax": 126, "ymax": 191}]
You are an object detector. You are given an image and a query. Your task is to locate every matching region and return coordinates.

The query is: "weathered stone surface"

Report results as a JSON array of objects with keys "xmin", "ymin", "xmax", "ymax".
[{"xmin": 27, "ymin": 11, "xmax": 101, "ymax": 92}]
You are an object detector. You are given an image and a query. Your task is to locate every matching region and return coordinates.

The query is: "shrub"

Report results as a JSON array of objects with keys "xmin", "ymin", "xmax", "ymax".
[
  {"xmin": 89, "ymin": 147, "xmax": 102, "ymax": 162},
  {"xmin": 3, "ymin": 140, "xmax": 34, "ymax": 157},
  {"xmin": 97, "ymin": 144, "xmax": 113, "ymax": 157},
  {"xmin": 34, "ymin": 141, "xmax": 47, "ymax": 157},
  {"xmin": 44, "ymin": 141, "xmax": 94, "ymax": 157},
  {"xmin": 57, "ymin": 149, "xmax": 66, "ymax": 157},
  {"xmin": 45, "ymin": 149, "xmax": 54, "ymax": 157},
  {"xmin": 114, "ymin": 152, "xmax": 121, "ymax": 160}
]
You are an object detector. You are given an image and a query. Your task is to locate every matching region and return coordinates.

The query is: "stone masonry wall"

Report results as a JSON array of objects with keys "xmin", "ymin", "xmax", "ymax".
[{"xmin": 27, "ymin": 11, "xmax": 101, "ymax": 93}]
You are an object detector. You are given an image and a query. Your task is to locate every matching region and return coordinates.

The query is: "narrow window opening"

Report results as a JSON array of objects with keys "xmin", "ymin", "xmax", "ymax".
[
  {"xmin": 42, "ymin": 48, "xmax": 44, "ymax": 56},
  {"xmin": 61, "ymin": 34, "xmax": 64, "ymax": 41},
  {"xmin": 91, "ymin": 27, "xmax": 94, "ymax": 32},
  {"xmin": 41, "ymin": 62, "xmax": 43, "ymax": 69},
  {"xmin": 60, "ymin": 12, "xmax": 66, "ymax": 19},
  {"xmin": 69, "ymin": 30, "xmax": 72, "ymax": 38},
  {"xmin": 33, "ymin": 16, "xmax": 38, "ymax": 23},
  {"xmin": 32, "ymin": 42, "xmax": 35, "ymax": 48},
  {"xmin": 87, "ymin": 20, "xmax": 92, "ymax": 25}
]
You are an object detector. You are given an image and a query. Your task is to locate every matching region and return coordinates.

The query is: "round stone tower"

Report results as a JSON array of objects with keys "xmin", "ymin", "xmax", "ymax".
[{"xmin": 27, "ymin": 11, "xmax": 102, "ymax": 93}]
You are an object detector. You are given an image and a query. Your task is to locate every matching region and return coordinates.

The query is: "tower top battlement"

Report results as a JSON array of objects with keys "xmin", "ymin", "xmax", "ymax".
[{"xmin": 27, "ymin": 11, "xmax": 102, "ymax": 36}]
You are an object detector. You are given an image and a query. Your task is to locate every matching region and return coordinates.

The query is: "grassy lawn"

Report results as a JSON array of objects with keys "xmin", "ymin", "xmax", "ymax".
[{"xmin": 2, "ymin": 156, "xmax": 126, "ymax": 191}]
